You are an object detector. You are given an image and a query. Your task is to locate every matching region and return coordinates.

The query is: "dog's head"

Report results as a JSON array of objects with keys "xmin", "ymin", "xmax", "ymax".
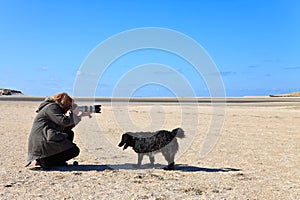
[{"xmin": 118, "ymin": 133, "xmax": 134, "ymax": 150}]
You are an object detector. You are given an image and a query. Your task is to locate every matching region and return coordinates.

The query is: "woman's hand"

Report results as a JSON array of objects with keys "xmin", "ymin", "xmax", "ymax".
[
  {"xmin": 73, "ymin": 107, "xmax": 92, "ymax": 118},
  {"xmin": 73, "ymin": 107, "xmax": 80, "ymax": 116},
  {"xmin": 80, "ymin": 112, "xmax": 92, "ymax": 118}
]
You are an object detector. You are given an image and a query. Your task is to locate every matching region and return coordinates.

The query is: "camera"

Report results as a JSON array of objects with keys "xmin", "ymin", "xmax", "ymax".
[{"xmin": 74, "ymin": 104, "xmax": 101, "ymax": 113}]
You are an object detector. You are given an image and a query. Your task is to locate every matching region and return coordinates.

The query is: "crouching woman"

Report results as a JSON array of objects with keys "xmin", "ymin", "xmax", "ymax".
[{"xmin": 26, "ymin": 92, "xmax": 90, "ymax": 169}]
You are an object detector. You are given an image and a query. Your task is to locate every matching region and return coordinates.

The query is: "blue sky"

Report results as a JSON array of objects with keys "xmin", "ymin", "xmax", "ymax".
[{"xmin": 0, "ymin": 0, "xmax": 299, "ymax": 97}]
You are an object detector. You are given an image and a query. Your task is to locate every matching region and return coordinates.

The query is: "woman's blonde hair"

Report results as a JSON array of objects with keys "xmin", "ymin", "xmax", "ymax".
[{"xmin": 53, "ymin": 92, "xmax": 73, "ymax": 113}]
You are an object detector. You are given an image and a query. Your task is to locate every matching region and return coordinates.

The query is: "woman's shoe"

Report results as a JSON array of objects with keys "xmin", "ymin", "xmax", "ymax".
[{"xmin": 36, "ymin": 159, "xmax": 50, "ymax": 170}]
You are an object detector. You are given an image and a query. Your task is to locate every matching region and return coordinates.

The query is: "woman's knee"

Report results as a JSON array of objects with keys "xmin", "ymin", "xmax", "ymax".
[{"xmin": 65, "ymin": 130, "xmax": 75, "ymax": 141}]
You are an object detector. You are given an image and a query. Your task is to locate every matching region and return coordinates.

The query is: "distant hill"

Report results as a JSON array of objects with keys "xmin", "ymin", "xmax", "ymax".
[
  {"xmin": 270, "ymin": 91, "xmax": 300, "ymax": 97},
  {"xmin": 0, "ymin": 88, "xmax": 24, "ymax": 96}
]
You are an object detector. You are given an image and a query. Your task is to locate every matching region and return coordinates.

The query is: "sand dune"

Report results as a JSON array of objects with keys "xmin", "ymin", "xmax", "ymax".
[{"xmin": 0, "ymin": 100, "xmax": 299, "ymax": 199}]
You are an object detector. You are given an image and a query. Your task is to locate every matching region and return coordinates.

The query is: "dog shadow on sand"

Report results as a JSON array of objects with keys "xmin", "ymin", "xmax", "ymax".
[{"xmin": 30, "ymin": 163, "xmax": 241, "ymax": 173}]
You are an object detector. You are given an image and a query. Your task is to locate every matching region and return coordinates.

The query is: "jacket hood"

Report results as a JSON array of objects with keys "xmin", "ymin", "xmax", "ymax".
[{"xmin": 36, "ymin": 97, "xmax": 56, "ymax": 113}]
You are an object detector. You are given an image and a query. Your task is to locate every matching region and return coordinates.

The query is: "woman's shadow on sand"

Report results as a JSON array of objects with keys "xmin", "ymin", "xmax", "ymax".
[{"xmin": 31, "ymin": 163, "xmax": 241, "ymax": 173}]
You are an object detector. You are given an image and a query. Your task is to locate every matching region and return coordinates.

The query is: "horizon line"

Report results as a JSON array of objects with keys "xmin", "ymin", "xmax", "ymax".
[{"xmin": 1, "ymin": 95, "xmax": 300, "ymax": 103}]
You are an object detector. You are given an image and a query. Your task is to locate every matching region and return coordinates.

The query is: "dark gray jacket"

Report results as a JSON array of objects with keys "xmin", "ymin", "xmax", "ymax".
[{"xmin": 26, "ymin": 98, "xmax": 81, "ymax": 166}]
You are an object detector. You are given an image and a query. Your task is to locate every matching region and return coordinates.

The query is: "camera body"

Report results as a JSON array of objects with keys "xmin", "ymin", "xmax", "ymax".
[{"xmin": 75, "ymin": 105, "xmax": 101, "ymax": 113}]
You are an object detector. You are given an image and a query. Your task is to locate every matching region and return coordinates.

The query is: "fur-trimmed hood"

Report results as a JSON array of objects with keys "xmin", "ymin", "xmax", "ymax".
[{"xmin": 36, "ymin": 97, "xmax": 63, "ymax": 113}]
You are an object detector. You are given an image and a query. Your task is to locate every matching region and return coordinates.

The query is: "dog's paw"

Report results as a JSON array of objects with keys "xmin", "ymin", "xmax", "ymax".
[{"xmin": 164, "ymin": 163, "xmax": 175, "ymax": 170}]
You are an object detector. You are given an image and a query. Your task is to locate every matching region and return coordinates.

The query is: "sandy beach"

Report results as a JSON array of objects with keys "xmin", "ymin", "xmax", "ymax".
[{"xmin": 0, "ymin": 99, "xmax": 299, "ymax": 199}]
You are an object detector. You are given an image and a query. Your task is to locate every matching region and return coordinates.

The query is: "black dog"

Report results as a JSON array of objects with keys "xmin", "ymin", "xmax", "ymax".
[{"xmin": 118, "ymin": 128, "xmax": 184, "ymax": 170}]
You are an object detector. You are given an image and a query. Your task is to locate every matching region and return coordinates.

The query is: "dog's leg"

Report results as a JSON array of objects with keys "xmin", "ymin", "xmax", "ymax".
[
  {"xmin": 134, "ymin": 153, "xmax": 143, "ymax": 168},
  {"xmin": 148, "ymin": 153, "xmax": 155, "ymax": 168},
  {"xmin": 162, "ymin": 151, "xmax": 175, "ymax": 170},
  {"xmin": 165, "ymin": 162, "xmax": 175, "ymax": 170}
]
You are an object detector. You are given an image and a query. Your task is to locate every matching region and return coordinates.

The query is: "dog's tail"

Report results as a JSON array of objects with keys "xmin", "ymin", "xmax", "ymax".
[{"xmin": 172, "ymin": 128, "xmax": 185, "ymax": 138}]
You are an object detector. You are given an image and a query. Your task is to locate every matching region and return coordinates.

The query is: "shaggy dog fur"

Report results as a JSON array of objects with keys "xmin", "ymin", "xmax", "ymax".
[{"xmin": 118, "ymin": 128, "xmax": 184, "ymax": 170}]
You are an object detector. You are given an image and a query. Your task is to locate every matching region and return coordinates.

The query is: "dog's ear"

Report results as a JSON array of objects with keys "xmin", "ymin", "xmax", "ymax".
[{"xmin": 123, "ymin": 143, "xmax": 129, "ymax": 150}]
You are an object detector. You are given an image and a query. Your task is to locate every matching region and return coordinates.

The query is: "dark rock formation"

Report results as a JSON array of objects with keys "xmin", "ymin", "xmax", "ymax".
[{"xmin": 0, "ymin": 88, "xmax": 23, "ymax": 96}]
